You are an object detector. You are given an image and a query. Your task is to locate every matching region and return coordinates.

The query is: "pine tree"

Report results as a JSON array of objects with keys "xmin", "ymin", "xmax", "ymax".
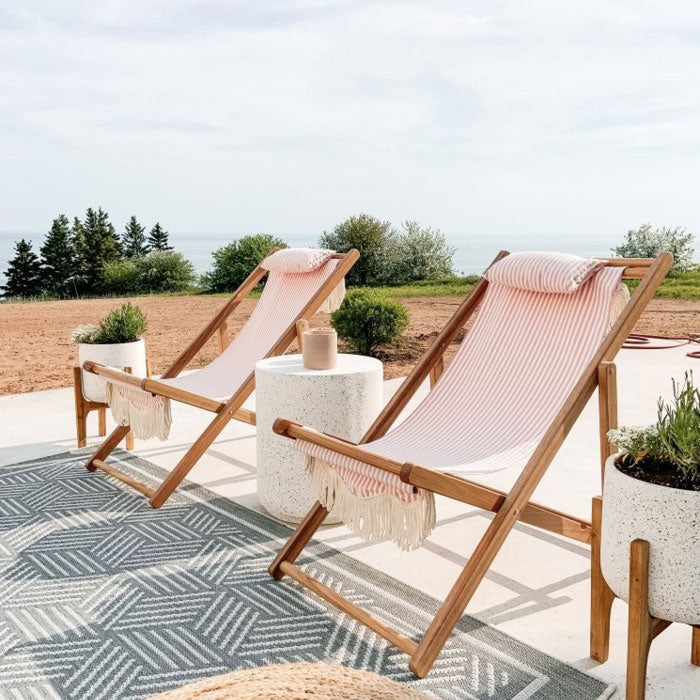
[
  {"xmin": 70, "ymin": 216, "xmax": 87, "ymax": 293},
  {"xmin": 39, "ymin": 215, "xmax": 77, "ymax": 296},
  {"xmin": 80, "ymin": 207, "xmax": 123, "ymax": 292},
  {"xmin": 122, "ymin": 216, "xmax": 149, "ymax": 258},
  {"xmin": 1, "ymin": 239, "xmax": 43, "ymax": 298},
  {"xmin": 148, "ymin": 222, "xmax": 172, "ymax": 251}
]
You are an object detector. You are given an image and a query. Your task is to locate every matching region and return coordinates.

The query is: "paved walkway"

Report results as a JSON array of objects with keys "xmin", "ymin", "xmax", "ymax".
[{"xmin": 1, "ymin": 346, "xmax": 698, "ymax": 698}]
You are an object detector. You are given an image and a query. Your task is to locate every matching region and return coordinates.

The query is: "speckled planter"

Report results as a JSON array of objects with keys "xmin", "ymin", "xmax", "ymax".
[
  {"xmin": 601, "ymin": 454, "xmax": 700, "ymax": 624},
  {"xmin": 78, "ymin": 339, "xmax": 147, "ymax": 403},
  {"xmin": 255, "ymin": 354, "xmax": 383, "ymax": 524}
]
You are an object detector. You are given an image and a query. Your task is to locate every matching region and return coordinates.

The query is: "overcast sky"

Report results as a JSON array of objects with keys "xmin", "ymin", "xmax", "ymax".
[{"xmin": 1, "ymin": 1, "xmax": 699, "ymax": 241}]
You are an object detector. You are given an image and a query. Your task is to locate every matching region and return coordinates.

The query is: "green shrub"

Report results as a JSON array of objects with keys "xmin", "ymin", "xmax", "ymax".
[
  {"xmin": 331, "ymin": 289, "xmax": 409, "ymax": 356},
  {"xmin": 379, "ymin": 221, "xmax": 455, "ymax": 284},
  {"xmin": 320, "ymin": 214, "xmax": 393, "ymax": 286},
  {"xmin": 609, "ymin": 371, "xmax": 700, "ymax": 480},
  {"xmin": 612, "ymin": 224, "xmax": 696, "ymax": 271},
  {"xmin": 102, "ymin": 259, "xmax": 141, "ymax": 294},
  {"xmin": 201, "ymin": 234, "xmax": 287, "ymax": 292},
  {"xmin": 135, "ymin": 250, "xmax": 196, "ymax": 293},
  {"xmin": 103, "ymin": 251, "xmax": 196, "ymax": 294},
  {"xmin": 93, "ymin": 302, "xmax": 147, "ymax": 344}
]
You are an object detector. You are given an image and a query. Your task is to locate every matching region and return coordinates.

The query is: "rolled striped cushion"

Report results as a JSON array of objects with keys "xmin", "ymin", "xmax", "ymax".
[
  {"xmin": 262, "ymin": 248, "xmax": 335, "ymax": 273},
  {"xmin": 486, "ymin": 251, "xmax": 604, "ymax": 293},
  {"xmin": 296, "ymin": 256, "xmax": 625, "ymax": 550}
]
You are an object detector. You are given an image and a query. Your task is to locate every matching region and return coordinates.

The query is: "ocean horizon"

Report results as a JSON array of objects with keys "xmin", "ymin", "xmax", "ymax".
[{"xmin": 0, "ymin": 230, "xmax": 627, "ymax": 284}]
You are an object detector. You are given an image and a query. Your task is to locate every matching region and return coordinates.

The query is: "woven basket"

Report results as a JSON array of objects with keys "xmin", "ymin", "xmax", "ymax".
[{"xmin": 147, "ymin": 662, "xmax": 430, "ymax": 700}]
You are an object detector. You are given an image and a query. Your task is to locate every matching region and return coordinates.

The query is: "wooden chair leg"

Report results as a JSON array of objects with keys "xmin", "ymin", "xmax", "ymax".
[
  {"xmin": 598, "ymin": 361, "xmax": 617, "ymax": 486},
  {"xmin": 627, "ymin": 539, "xmax": 671, "ymax": 700},
  {"xmin": 590, "ymin": 496, "xmax": 615, "ymax": 662},
  {"xmin": 429, "ymin": 356, "xmax": 444, "ymax": 388},
  {"xmin": 269, "ymin": 502, "xmax": 329, "ymax": 579},
  {"xmin": 86, "ymin": 426, "xmax": 131, "ymax": 471},
  {"xmin": 73, "ymin": 367, "xmax": 87, "ymax": 448},
  {"xmin": 148, "ymin": 409, "xmax": 236, "ymax": 509},
  {"xmin": 122, "ymin": 366, "xmax": 135, "ymax": 450},
  {"xmin": 296, "ymin": 319, "xmax": 309, "ymax": 352},
  {"xmin": 98, "ymin": 407, "xmax": 107, "ymax": 436},
  {"xmin": 692, "ymin": 626, "xmax": 700, "ymax": 667}
]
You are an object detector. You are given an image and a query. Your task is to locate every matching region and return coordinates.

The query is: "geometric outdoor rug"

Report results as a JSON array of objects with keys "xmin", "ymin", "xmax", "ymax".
[{"xmin": 0, "ymin": 451, "xmax": 615, "ymax": 700}]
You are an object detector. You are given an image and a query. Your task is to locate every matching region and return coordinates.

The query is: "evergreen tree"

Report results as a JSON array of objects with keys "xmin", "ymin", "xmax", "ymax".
[
  {"xmin": 1, "ymin": 239, "xmax": 43, "ymax": 298},
  {"xmin": 80, "ymin": 207, "xmax": 122, "ymax": 292},
  {"xmin": 70, "ymin": 216, "xmax": 86, "ymax": 293},
  {"xmin": 122, "ymin": 216, "xmax": 149, "ymax": 258},
  {"xmin": 148, "ymin": 222, "xmax": 172, "ymax": 251},
  {"xmin": 39, "ymin": 215, "xmax": 77, "ymax": 296}
]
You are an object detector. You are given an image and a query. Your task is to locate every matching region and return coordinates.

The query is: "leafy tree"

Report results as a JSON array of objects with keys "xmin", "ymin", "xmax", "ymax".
[
  {"xmin": 148, "ymin": 222, "xmax": 172, "ymax": 251},
  {"xmin": 78, "ymin": 207, "xmax": 122, "ymax": 292},
  {"xmin": 331, "ymin": 288, "xmax": 409, "ymax": 356},
  {"xmin": 379, "ymin": 221, "xmax": 455, "ymax": 284},
  {"xmin": 103, "ymin": 251, "xmax": 196, "ymax": 294},
  {"xmin": 1, "ymin": 239, "xmax": 43, "ymax": 298},
  {"xmin": 201, "ymin": 234, "xmax": 287, "ymax": 292},
  {"xmin": 122, "ymin": 216, "xmax": 149, "ymax": 258},
  {"xmin": 39, "ymin": 215, "xmax": 77, "ymax": 296},
  {"xmin": 320, "ymin": 214, "xmax": 393, "ymax": 286},
  {"xmin": 612, "ymin": 224, "xmax": 696, "ymax": 271}
]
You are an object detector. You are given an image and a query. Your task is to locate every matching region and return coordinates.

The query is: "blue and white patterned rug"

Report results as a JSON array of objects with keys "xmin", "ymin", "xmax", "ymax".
[{"xmin": 0, "ymin": 451, "xmax": 614, "ymax": 699}]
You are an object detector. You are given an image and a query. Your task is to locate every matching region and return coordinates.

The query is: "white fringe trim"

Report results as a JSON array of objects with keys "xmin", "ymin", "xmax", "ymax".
[
  {"xmin": 608, "ymin": 282, "xmax": 630, "ymax": 331},
  {"xmin": 106, "ymin": 382, "xmax": 172, "ymax": 441},
  {"xmin": 306, "ymin": 455, "xmax": 436, "ymax": 551},
  {"xmin": 319, "ymin": 279, "xmax": 346, "ymax": 314}
]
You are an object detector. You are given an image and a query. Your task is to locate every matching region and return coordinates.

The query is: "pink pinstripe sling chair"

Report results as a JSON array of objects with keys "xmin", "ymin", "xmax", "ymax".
[
  {"xmin": 269, "ymin": 250, "xmax": 672, "ymax": 677},
  {"xmin": 82, "ymin": 247, "xmax": 358, "ymax": 509}
]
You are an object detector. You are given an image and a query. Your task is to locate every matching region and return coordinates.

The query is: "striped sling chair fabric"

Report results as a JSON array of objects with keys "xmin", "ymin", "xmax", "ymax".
[
  {"xmin": 106, "ymin": 251, "xmax": 347, "ymax": 438},
  {"xmin": 84, "ymin": 247, "xmax": 358, "ymax": 509},
  {"xmin": 295, "ymin": 252, "xmax": 627, "ymax": 550},
  {"xmin": 270, "ymin": 250, "xmax": 672, "ymax": 679}
]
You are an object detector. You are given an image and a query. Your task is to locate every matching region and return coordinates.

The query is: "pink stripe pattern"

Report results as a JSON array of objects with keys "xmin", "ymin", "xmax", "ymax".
[
  {"xmin": 160, "ymin": 259, "xmax": 341, "ymax": 400},
  {"xmin": 297, "ymin": 254, "xmax": 625, "ymax": 549}
]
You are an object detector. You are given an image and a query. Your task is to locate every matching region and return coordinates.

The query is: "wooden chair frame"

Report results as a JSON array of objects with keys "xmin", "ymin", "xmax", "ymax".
[
  {"xmin": 268, "ymin": 251, "xmax": 673, "ymax": 678},
  {"xmin": 82, "ymin": 249, "xmax": 359, "ymax": 509}
]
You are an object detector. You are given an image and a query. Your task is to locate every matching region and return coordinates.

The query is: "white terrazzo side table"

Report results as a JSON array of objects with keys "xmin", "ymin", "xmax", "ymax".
[{"xmin": 255, "ymin": 353, "xmax": 382, "ymax": 524}]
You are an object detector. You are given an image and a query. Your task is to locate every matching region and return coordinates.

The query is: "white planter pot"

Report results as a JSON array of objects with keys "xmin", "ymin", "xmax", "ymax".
[
  {"xmin": 601, "ymin": 453, "xmax": 700, "ymax": 624},
  {"xmin": 78, "ymin": 339, "xmax": 147, "ymax": 403}
]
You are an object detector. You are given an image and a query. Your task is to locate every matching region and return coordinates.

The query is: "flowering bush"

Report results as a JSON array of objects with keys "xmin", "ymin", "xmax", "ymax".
[{"xmin": 612, "ymin": 224, "xmax": 695, "ymax": 271}]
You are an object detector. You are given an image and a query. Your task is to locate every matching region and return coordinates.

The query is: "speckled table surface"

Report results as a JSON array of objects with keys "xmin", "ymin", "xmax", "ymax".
[{"xmin": 255, "ymin": 354, "xmax": 383, "ymax": 523}]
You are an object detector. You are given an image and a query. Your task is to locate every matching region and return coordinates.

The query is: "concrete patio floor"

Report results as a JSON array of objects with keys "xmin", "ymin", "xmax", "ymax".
[{"xmin": 1, "ymin": 346, "xmax": 699, "ymax": 699}]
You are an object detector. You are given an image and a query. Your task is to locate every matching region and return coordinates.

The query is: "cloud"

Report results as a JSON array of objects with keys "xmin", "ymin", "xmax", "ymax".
[{"xmin": 0, "ymin": 0, "xmax": 699, "ymax": 241}]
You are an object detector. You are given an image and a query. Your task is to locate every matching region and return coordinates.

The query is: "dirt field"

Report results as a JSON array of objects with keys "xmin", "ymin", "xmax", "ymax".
[{"xmin": 1, "ymin": 295, "xmax": 699, "ymax": 396}]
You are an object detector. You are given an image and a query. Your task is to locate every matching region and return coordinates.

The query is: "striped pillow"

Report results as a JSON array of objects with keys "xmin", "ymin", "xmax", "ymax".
[
  {"xmin": 486, "ymin": 252, "xmax": 604, "ymax": 293},
  {"xmin": 262, "ymin": 248, "xmax": 335, "ymax": 273}
]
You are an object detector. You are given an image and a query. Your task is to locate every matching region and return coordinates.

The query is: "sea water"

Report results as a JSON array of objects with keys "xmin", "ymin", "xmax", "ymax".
[{"xmin": 0, "ymin": 230, "xmax": 620, "ymax": 284}]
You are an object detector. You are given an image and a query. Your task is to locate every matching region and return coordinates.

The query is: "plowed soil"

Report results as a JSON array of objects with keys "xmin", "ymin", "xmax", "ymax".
[{"xmin": 1, "ymin": 296, "xmax": 698, "ymax": 396}]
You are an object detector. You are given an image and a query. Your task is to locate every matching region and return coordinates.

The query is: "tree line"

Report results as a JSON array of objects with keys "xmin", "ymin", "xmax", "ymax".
[
  {"xmin": 2, "ymin": 210, "xmax": 175, "ymax": 297},
  {"xmin": 2, "ymin": 212, "xmax": 457, "ymax": 299}
]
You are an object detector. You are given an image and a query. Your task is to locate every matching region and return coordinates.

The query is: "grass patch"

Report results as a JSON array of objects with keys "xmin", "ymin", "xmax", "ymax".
[
  {"xmin": 368, "ymin": 276, "xmax": 481, "ymax": 298},
  {"xmin": 4, "ymin": 270, "xmax": 700, "ymax": 304},
  {"xmin": 626, "ymin": 268, "xmax": 700, "ymax": 299}
]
